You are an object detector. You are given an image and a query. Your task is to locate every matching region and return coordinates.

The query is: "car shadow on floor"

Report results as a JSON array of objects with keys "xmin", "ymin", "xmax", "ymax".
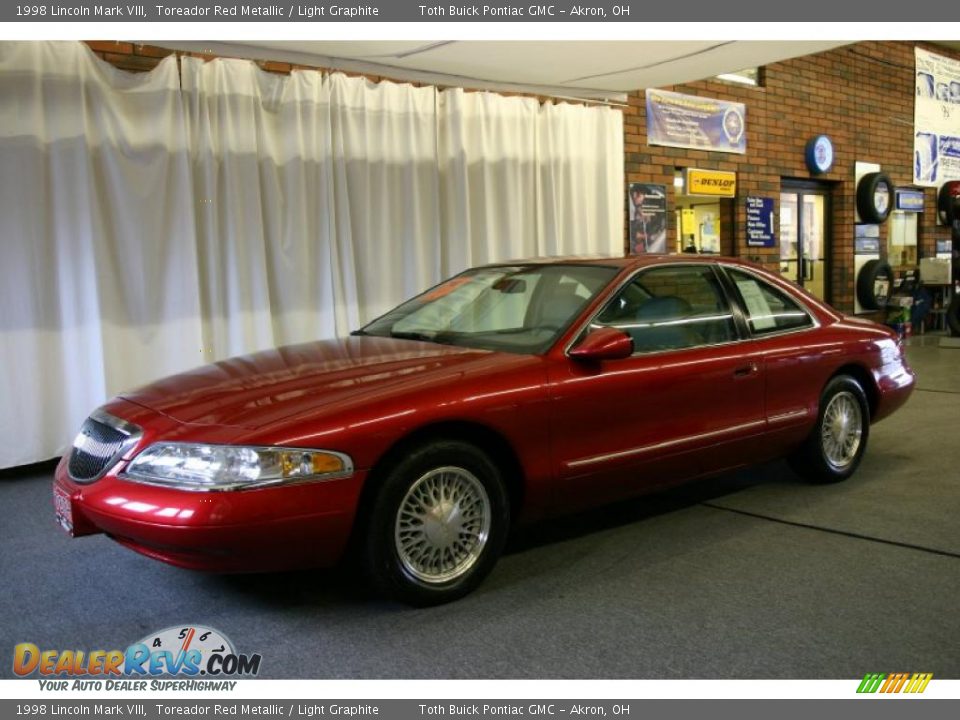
[
  {"xmin": 206, "ymin": 460, "xmax": 800, "ymax": 609},
  {"xmin": 506, "ymin": 460, "xmax": 793, "ymax": 554}
]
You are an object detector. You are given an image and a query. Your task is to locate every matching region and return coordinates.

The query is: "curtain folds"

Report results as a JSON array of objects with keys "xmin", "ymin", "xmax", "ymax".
[
  {"xmin": 0, "ymin": 41, "xmax": 624, "ymax": 468},
  {"xmin": 0, "ymin": 42, "xmax": 202, "ymax": 469}
]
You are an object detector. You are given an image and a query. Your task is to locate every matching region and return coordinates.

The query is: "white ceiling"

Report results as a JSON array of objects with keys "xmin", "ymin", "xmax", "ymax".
[{"xmin": 162, "ymin": 40, "xmax": 851, "ymax": 101}]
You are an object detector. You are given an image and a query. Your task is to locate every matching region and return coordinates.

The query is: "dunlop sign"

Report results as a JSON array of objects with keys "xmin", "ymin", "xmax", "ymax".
[{"xmin": 686, "ymin": 169, "xmax": 737, "ymax": 197}]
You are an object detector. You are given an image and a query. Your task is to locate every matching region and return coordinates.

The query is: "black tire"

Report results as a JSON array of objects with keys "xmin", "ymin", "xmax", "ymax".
[
  {"xmin": 856, "ymin": 172, "xmax": 894, "ymax": 224},
  {"xmin": 947, "ymin": 294, "xmax": 960, "ymax": 337},
  {"xmin": 856, "ymin": 259, "xmax": 893, "ymax": 310},
  {"xmin": 360, "ymin": 440, "xmax": 510, "ymax": 606},
  {"xmin": 789, "ymin": 375, "xmax": 871, "ymax": 484}
]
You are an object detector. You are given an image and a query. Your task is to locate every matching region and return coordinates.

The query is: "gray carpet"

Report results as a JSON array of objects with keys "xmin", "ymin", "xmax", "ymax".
[{"xmin": 1, "ymin": 338, "xmax": 958, "ymax": 679}]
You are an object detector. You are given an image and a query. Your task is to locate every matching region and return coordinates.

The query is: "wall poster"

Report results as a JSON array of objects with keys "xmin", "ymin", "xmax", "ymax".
[
  {"xmin": 628, "ymin": 183, "xmax": 667, "ymax": 254},
  {"xmin": 914, "ymin": 48, "xmax": 960, "ymax": 186}
]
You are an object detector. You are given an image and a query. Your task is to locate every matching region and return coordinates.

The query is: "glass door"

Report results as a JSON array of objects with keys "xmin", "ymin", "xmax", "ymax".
[{"xmin": 779, "ymin": 184, "xmax": 831, "ymax": 302}]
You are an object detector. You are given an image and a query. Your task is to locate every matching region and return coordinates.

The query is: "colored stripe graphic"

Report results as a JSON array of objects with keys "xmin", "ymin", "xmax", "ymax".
[
  {"xmin": 881, "ymin": 673, "xmax": 908, "ymax": 693},
  {"xmin": 857, "ymin": 672, "xmax": 932, "ymax": 693},
  {"xmin": 905, "ymin": 673, "xmax": 934, "ymax": 693},
  {"xmin": 857, "ymin": 673, "xmax": 885, "ymax": 693}
]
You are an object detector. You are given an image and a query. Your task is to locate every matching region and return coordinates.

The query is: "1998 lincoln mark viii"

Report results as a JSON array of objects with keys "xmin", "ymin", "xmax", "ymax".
[{"xmin": 53, "ymin": 256, "xmax": 914, "ymax": 605}]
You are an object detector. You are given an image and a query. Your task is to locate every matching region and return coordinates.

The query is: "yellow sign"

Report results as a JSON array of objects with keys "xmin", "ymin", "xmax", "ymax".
[
  {"xmin": 686, "ymin": 169, "xmax": 736, "ymax": 197},
  {"xmin": 680, "ymin": 209, "xmax": 697, "ymax": 235}
]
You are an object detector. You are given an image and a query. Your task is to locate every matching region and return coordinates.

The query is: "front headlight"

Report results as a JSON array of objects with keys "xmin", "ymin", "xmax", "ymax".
[{"xmin": 120, "ymin": 443, "xmax": 353, "ymax": 491}]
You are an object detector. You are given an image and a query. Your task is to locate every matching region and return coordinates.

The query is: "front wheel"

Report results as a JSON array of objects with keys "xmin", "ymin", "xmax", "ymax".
[
  {"xmin": 789, "ymin": 375, "xmax": 870, "ymax": 484},
  {"xmin": 361, "ymin": 440, "xmax": 510, "ymax": 606}
]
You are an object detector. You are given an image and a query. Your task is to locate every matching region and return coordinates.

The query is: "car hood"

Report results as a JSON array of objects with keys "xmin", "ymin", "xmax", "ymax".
[{"xmin": 121, "ymin": 336, "xmax": 496, "ymax": 430}]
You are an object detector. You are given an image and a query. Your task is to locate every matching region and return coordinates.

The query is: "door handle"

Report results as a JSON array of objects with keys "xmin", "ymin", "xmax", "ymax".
[{"xmin": 733, "ymin": 363, "xmax": 758, "ymax": 378}]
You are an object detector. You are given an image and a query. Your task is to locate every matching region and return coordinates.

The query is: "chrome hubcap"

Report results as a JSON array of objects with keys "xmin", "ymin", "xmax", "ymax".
[
  {"xmin": 821, "ymin": 391, "xmax": 863, "ymax": 470},
  {"xmin": 395, "ymin": 466, "xmax": 491, "ymax": 584}
]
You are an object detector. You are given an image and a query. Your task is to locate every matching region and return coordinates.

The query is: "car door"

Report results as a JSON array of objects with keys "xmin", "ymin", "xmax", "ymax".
[
  {"xmin": 721, "ymin": 266, "xmax": 824, "ymax": 455},
  {"xmin": 546, "ymin": 263, "xmax": 767, "ymax": 513}
]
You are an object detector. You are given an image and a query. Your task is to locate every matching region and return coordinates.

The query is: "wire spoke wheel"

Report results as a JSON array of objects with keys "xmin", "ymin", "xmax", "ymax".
[
  {"xmin": 394, "ymin": 466, "xmax": 491, "ymax": 584},
  {"xmin": 820, "ymin": 390, "xmax": 863, "ymax": 470}
]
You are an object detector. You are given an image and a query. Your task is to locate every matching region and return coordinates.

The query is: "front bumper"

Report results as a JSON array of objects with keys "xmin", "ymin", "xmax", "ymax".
[
  {"xmin": 872, "ymin": 360, "xmax": 916, "ymax": 423},
  {"xmin": 53, "ymin": 456, "xmax": 366, "ymax": 572}
]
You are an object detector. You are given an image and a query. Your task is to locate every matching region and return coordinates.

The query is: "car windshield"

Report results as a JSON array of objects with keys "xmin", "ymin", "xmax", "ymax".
[{"xmin": 358, "ymin": 264, "xmax": 619, "ymax": 354}]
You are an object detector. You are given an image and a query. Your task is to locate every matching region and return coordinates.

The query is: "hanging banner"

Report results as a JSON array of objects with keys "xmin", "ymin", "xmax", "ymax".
[
  {"xmin": 628, "ymin": 183, "xmax": 668, "ymax": 254},
  {"xmin": 646, "ymin": 89, "xmax": 746, "ymax": 154},
  {"xmin": 914, "ymin": 48, "xmax": 960, "ymax": 186}
]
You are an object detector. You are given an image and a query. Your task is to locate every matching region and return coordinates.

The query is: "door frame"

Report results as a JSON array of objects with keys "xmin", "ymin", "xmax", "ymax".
[{"xmin": 780, "ymin": 179, "xmax": 834, "ymax": 304}]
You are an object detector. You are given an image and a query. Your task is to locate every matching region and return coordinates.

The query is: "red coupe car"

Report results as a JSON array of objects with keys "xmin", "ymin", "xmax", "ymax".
[{"xmin": 53, "ymin": 256, "xmax": 914, "ymax": 605}]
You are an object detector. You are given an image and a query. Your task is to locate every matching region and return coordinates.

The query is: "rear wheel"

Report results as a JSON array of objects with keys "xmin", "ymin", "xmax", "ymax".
[
  {"xmin": 789, "ymin": 375, "xmax": 870, "ymax": 484},
  {"xmin": 361, "ymin": 440, "xmax": 509, "ymax": 606}
]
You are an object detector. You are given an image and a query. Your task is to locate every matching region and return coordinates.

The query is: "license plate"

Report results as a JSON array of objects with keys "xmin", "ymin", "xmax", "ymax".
[{"xmin": 53, "ymin": 486, "xmax": 74, "ymax": 535}]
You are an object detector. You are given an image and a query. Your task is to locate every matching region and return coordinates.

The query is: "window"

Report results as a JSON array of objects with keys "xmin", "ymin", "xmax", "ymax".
[
  {"xmin": 726, "ymin": 269, "xmax": 814, "ymax": 335},
  {"xmin": 443, "ymin": 273, "xmax": 543, "ymax": 334},
  {"xmin": 714, "ymin": 67, "xmax": 762, "ymax": 87},
  {"xmin": 595, "ymin": 265, "xmax": 736, "ymax": 353},
  {"xmin": 362, "ymin": 264, "xmax": 618, "ymax": 355}
]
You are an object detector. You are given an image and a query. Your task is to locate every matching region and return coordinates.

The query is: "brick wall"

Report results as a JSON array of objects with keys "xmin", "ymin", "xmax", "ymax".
[{"xmin": 624, "ymin": 40, "xmax": 958, "ymax": 312}]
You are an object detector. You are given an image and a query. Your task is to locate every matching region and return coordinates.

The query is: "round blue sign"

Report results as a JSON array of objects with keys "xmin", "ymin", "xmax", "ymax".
[{"xmin": 805, "ymin": 135, "xmax": 834, "ymax": 174}]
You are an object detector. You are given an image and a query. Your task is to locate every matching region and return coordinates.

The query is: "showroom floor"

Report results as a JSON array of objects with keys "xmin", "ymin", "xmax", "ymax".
[{"xmin": 1, "ymin": 335, "xmax": 958, "ymax": 679}]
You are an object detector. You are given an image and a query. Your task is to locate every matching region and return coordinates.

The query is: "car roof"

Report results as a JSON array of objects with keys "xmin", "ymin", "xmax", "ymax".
[{"xmin": 481, "ymin": 254, "xmax": 764, "ymax": 271}]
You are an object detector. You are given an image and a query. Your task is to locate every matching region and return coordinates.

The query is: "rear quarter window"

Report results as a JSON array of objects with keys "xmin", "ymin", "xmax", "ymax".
[{"xmin": 727, "ymin": 268, "xmax": 814, "ymax": 335}]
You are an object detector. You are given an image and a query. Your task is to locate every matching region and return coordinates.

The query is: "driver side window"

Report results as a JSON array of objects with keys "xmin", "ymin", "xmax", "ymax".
[{"xmin": 595, "ymin": 265, "xmax": 736, "ymax": 353}]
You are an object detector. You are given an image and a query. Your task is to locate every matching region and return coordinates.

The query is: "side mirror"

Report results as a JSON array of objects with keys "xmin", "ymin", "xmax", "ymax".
[{"xmin": 569, "ymin": 327, "xmax": 634, "ymax": 362}]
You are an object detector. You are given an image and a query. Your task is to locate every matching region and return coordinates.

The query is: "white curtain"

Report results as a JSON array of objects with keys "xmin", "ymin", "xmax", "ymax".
[
  {"xmin": 325, "ymin": 72, "xmax": 444, "ymax": 331},
  {"xmin": 0, "ymin": 42, "xmax": 202, "ymax": 469},
  {"xmin": 439, "ymin": 89, "xmax": 540, "ymax": 270},
  {"xmin": 182, "ymin": 57, "xmax": 343, "ymax": 355},
  {"xmin": 537, "ymin": 101, "xmax": 624, "ymax": 257},
  {"xmin": 0, "ymin": 41, "xmax": 623, "ymax": 469}
]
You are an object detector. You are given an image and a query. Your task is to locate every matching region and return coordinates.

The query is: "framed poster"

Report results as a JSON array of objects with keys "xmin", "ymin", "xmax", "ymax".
[{"xmin": 628, "ymin": 183, "xmax": 667, "ymax": 254}]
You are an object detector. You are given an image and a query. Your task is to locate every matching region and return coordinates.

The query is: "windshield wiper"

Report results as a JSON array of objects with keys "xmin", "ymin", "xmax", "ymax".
[
  {"xmin": 390, "ymin": 330, "xmax": 457, "ymax": 345},
  {"xmin": 390, "ymin": 330, "xmax": 438, "ymax": 342}
]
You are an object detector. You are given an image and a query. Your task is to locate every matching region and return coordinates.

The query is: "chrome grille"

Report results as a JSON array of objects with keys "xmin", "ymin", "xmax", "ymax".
[{"xmin": 67, "ymin": 410, "xmax": 141, "ymax": 483}]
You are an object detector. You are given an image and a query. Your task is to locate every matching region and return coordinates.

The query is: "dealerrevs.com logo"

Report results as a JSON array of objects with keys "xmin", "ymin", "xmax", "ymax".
[{"xmin": 13, "ymin": 625, "xmax": 261, "ymax": 691}]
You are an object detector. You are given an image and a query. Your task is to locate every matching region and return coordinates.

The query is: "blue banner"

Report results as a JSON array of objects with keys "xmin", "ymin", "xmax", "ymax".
[
  {"xmin": 646, "ymin": 89, "xmax": 746, "ymax": 154},
  {"xmin": 745, "ymin": 196, "xmax": 775, "ymax": 247}
]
